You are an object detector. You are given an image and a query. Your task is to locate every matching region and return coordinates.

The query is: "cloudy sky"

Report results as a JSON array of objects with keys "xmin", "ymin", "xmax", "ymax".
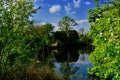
[{"xmin": 33, "ymin": 0, "xmax": 96, "ymax": 31}]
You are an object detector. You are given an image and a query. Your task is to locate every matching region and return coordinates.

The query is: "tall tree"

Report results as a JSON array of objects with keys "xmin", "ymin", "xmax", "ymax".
[{"xmin": 58, "ymin": 16, "xmax": 77, "ymax": 36}]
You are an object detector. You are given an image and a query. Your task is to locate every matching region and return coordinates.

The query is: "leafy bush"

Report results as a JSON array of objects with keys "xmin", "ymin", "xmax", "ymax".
[{"xmin": 88, "ymin": 1, "xmax": 120, "ymax": 79}]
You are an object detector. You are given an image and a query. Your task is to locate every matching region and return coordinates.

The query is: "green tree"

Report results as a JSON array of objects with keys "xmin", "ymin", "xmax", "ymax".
[
  {"xmin": 0, "ymin": 1, "xmax": 62, "ymax": 80},
  {"xmin": 34, "ymin": 23, "xmax": 54, "ymax": 45},
  {"xmin": 33, "ymin": 23, "xmax": 54, "ymax": 61},
  {"xmin": 58, "ymin": 16, "xmax": 77, "ymax": 36},
  {"xmin": 88, "ymin": 0, "xmax": 120, "ymax": 79},
  {"xmin": 0, "ymin": 0, "xmax": 40, "ymax": 76}
]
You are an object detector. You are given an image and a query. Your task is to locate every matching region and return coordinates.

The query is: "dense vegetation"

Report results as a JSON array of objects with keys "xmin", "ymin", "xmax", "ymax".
[
  {"xmin": 0, "ymin": 0, "xmax": 93, "ymax": 80},
  {"xmin": 0, "ymin": 1, "xmax": 61, "ymax": 80},
  {"xmin": 1, "ymin": 0, "xmax": 119, "ymax": 80},
  {"xmin": 88, "ymin": 0, "xmax": 120, "ymax": 79}
]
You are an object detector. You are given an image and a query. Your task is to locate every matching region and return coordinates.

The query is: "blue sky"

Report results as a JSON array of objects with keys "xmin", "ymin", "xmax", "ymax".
[{"xmin": 32, "ymin": 0, "xmax": 96, "ymax": 31}]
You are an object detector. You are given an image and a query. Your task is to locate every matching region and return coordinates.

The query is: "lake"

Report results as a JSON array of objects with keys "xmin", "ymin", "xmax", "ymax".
[{"xmin": 51, "ymin": 47, "xmax": 93, "ymax": 80}]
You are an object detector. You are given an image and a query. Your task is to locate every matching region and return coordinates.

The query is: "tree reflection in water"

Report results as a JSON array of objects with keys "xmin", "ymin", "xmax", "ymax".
[
  {"xmin": 53, "ymin": 47, "xmax": 79, "ymax": 80},
  {"xmin": 52, "ymin": 45, "xmax": 94, "ymax": 80}
]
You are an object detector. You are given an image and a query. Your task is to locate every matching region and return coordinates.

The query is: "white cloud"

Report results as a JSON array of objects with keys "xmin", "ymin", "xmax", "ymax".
[
  {"xmin": 73, "ymin": 0, "xmax": 82, "ymax": 8},
  {"xmin": 75, "ymin": 20, "xmax": 90, "ymax": 32},
  {"xmin": 51, "ymin": 20, "xmax": 89, "ymax": 32},
  {"xmin": 76, "ymin": 20, "xmax": 88, "ymax": 24},
  {"xmin": 34, "ymin": 22, "xmax": 59, "ymax": 31},
  {"xmin": 49, "ymin": 5, "xmax": 61, "ymax": 13},
  {"xmin": 64, "ymin": 3, "xmax": 76, "ymax": 14},
  {"xmin": 51, "ymin": 23, "xmax": 59, "ymax": 31},
  {"xmin": 85, "ymin": 2, "xmax": 91, "ymax": 5},
  {"xmin": 64, "ymin": 3, "xmax": 71, "ymax": 14},
  {"xmin": 33, "ymin": 22, "xmax": 46, "ymax": 26},
  {"xmin": 75, "ymin": 54, "xmax": 91, "ymax": 64}
]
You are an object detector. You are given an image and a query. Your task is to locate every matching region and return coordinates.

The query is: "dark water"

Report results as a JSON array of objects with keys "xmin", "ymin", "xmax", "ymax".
[
  {"xmin": 54, "ymin": 53, "xmax": 93, "ymax": 80},
  {"xmin": 51, "ymin": 47, "xmax": 93, "ymax": 80}
]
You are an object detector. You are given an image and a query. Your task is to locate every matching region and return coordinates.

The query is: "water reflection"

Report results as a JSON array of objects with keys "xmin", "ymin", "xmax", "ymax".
[
  {"xmin": 52, "ymin": 47, "xmax": 93, "ymax": 80},
  {"xmin": 54, "ymin": 48, "xmax": 79, "ymax": 62},
  {"xmin": 48, "ymin": 32, "xmax": 95, "ymax": 80},
  {"xmin": 73, "ymin": 54, "xmax": 93, "ymax": 79}
]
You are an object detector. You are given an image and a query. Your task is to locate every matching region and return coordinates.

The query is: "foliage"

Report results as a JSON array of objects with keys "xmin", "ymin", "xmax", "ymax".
[
  {"xmin": 1, "ymin": 63, "xmax": 63, "ymax": 80},
  {"xmin": 79, "ymin": 34, "xmax": 94, "ymax": 54},
  {"xmin": 54, "ymin": 30, "xmax": 79, "ymax": 48},
  {"xmin": 36, "ymin": 23, "xmax": 54, "ymax": 45},
  {"xmin": 0, "ymin": 0, "xmax": 61, "ymax": 80},
  {"xmin": 58, "ymin": 16, "xmax": 77, "ymax": 37},
  {"xmin": 0, "ymin": 0, "xmax": 101, "ymax": 79},
  {"xmin": 58, "ymin": 16, "xmax": 77, "ymax": 31},
  {"xmin": 88, "ymin": 0, "xmax": 120, "ymax": 79},
  {"xmin": 33, "ymin": 23, "xmax": 55, "ymax": 62},
  {"xmin": 60, "ymin": 63, "xmax": 79, "ymax": 80},
  {"xmin": 0, "ymin": 0, "xmax": 39, "ymax": 73}
]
